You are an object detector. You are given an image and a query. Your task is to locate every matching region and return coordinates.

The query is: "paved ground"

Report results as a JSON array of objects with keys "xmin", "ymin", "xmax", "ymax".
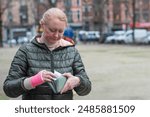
[{"xmin": 1, "ymin": 43, "xmax": 150, "ymax": 100}]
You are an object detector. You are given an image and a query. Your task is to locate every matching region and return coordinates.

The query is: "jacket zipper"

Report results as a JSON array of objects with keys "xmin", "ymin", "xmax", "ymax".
[{"xmin": 50, "ymin": 51, "xmax": 54, "ymax": 73}]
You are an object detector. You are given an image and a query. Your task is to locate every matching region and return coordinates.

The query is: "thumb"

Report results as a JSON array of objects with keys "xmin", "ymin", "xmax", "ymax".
[{"xmin": 62, "ymin": 73, "xmax": 72, "ymax": 78}]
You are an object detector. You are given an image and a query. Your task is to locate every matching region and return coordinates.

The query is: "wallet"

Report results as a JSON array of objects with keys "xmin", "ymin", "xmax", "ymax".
[{"xmin": 48, "ymin": 76, "xmax": 67, "ymax": 94}]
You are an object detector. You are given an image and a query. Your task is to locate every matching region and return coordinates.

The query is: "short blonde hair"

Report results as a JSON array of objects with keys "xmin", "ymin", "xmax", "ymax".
[{"xmin": 40, "ymin": 8, "xmax": 67, "ymax": 25}]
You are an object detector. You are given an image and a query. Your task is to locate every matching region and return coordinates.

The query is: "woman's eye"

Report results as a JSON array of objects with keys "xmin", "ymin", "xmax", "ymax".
[
  {"xmin": 50, "ymin": 29, "xmax": 56, "ymax": 32},
  {"xmin": 59, "ymin": 30, "xmax": 63, "ymax": 33},
  {"xmin": 49, "ymin": 28, "xmax": 63, "ymax": 33}
]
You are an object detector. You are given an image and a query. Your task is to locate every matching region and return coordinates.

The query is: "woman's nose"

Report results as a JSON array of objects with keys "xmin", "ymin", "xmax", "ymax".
[{"xmin": 53, "ymin": 31, "xmax": 59, "ymax": 38}]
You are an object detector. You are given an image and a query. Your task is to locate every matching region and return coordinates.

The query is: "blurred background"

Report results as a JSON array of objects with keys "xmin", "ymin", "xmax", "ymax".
[{"xmin": 1, "ymin": 0, "xmax": 150, "ymax": 47}]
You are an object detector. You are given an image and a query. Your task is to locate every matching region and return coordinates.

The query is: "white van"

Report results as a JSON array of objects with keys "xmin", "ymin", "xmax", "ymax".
[{"xmin": 125, "ymin": 29, "xmax": 148, "ymax": 44}]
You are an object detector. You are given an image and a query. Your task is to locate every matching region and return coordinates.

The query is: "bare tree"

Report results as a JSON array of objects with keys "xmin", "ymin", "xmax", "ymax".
[
  {"xmin": 33, "ymin": 0, "xmax": 57, "ymax": 34},
  {"xmin": 63, "ymin": 0, "xmax": 72, "ymax": 23},
  {"xmin": 48, "ymin": 0, "xmax": 57, "ymax": 7},
  {"xmin": 0, "ymin": 0, "xmax": 12, "ymax": 47},
  {"xmin": 93, "ymin": 0, "xmax": 108, "ymax": 42},
  {"xmin": 32, "ymin": 0, "xmax": 50, "ymax": 34},
  {"xmin": 132, "ymin": 0, "xmax": 136, "ymax": 43}
]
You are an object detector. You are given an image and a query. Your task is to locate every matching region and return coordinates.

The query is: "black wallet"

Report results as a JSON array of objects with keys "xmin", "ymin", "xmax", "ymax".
[{"xmin": 48, "ymin": 76, "xmax": 67, "ymax": 94}]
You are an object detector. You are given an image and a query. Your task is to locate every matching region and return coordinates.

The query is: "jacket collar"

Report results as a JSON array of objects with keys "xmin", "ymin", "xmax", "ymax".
[{"xmin": 31, "ymin": 35, "xmax": 74, "ymax": 51}]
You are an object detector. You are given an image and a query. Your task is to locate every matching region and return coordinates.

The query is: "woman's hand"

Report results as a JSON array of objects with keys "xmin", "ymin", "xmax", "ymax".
[
  {"xmin": 30, "ymin": 70, "xmax": 56, "ymax": 88},
  {"xmin": 41, "ymin": 70, "xmax": 56, "ymax": 82},
  {"xmin": 60, "ymin": 73, "xmax": 80, "ymax": 94}
]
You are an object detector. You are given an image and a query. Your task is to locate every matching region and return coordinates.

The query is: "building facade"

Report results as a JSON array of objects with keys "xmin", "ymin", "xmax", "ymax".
[
  {"xmin": 2, "ymin": 0, "xmax": 37, "ymax": 42},
  {"xmin": 2, "ymin": 0, "xmax": 83, "ymax": 41},
  {"xmin": 57, "ymin": 0, "xmax": 83, "ymax": 30},
  {"xmin": 2, "ymin": 0, "xmax": 150, "ymax": 41},
  {"xmin": 106, "ymin": 0, "xmax": 150, "ymax": 31}
]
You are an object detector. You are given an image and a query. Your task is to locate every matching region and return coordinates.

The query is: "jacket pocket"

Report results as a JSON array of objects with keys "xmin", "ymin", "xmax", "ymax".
[{"xmin": 52, "ymin": 91, "xmax": 73, "ymax": 100}]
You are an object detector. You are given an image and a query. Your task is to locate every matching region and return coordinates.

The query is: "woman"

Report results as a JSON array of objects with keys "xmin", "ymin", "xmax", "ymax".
[{"xmin": 3, "ymin": 8, "xmax": 91, "ymax": 100}]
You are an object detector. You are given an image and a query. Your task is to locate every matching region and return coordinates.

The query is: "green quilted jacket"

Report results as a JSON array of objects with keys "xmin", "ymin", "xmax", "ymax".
[{"xmin": 3, "ymin": 37, "xmax": 91, "ymax": 100}]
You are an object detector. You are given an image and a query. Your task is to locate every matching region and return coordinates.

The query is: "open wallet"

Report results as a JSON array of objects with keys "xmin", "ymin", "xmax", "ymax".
[{"xmin": 48, "ymin": 71, "xmax": 67, "ymax": 94}]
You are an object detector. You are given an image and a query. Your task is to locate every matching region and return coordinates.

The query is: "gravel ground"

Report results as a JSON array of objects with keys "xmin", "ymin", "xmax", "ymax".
[{"xmin": 1, "ymin": 43, "xmax": 150, "ymax": 100}]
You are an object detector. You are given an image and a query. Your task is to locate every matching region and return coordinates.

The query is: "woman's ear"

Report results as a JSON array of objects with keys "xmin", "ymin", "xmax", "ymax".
[
  {"xmin": 40, "ymin": 23, "xmax": 45, "ymax": 31},
  {"xmin": 36, "ymin": 22, "xmax": 44, "ymax": 34}
]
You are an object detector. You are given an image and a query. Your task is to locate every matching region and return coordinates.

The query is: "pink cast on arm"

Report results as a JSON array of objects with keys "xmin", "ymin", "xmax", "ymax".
[{"xmin": 31, "ymin": 71, "xmax": 44, "ymax": 88}]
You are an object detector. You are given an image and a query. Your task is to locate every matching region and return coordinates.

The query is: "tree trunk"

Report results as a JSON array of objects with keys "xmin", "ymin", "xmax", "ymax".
[
  {"xmin": 132, "ymin": 0, "xmax": 135, "ymax": 43},
  {"xmin": 0, "ymin": 0, "xmax": 12, "ymax": 47},
  {"xmin": 0, "ymin": 11, "xmax": 3, "ymax": 47}
]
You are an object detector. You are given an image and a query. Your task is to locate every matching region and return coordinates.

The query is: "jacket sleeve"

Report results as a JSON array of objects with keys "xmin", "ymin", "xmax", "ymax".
[
  {"xmin": 73, "ymin": 48, "xmax": 91, "ymax": 96},
  {"xmin": 3, "ymin": 46, "xmax": 28, "ymax": 98}
]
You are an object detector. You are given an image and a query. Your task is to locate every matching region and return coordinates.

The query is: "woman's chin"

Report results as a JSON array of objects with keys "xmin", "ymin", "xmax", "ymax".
[
  {"xmin": 47, "ymin": 40, "xmax": 58, "ymax": 44},
  {"xmin": 45, "ymin": 38, "xmax": 56, "ymax": 43}
]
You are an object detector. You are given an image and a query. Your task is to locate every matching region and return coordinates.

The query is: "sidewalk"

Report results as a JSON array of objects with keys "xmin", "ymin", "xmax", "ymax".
[{"xmin": 74, "ymin": 44, "xmax": 150, "ymax": 100}]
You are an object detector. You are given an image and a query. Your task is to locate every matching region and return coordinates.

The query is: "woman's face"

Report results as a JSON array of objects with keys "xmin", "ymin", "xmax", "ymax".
[{"xmin": 42, "ymin": 18, "xmax": 66, "ymax": 44}]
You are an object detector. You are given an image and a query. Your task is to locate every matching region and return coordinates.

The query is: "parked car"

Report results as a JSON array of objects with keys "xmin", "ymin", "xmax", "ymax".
[
  {"xmin": 105, "ymin": 34, "xmax": 115, "ymax": 43},
  {"xmin": 100, "ymin": 32, "xmax": 114, "ymax": 43},
  {"xmin": 78, "ymin": 31, "xmax": 100, "ymax": 42},
  {"xmin": 114, "ymin": 30, "xmax": 126, "ymax": 43},
  {"xmin": 18, "ymin": 37, "xmax": 29, "ymax": 44},
  {"xmin": 78, "ymin": 30, "xmax": 87, "ymax": 41},
  {"xmin": 86, "ymin": 31, "xmax": 100, "ymax": 41},
  {"xmin": 105, "ymin": 29, "xmax": 149, "ymax": 44},
  {"xmin": 147, "ymin": 36, "xmax": 150, "ymax": 44},
  {"xmin": 7, "ymin": 39, "xmax": 17, "ymax": 45},
  {"xmin": 105, "ymin": 30, "xmax": 126, "ymax": 43}
]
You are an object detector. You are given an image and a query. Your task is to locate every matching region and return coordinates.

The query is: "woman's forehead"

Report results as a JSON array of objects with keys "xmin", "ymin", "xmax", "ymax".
[{"xmin": 46, "ymin": 18, "xmax": 66, "ymax": 29}]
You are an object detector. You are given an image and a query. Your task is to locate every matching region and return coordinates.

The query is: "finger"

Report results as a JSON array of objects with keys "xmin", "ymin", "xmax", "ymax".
[
  {"xmin": 43, "ymin": 77, "xmax": 52, "ymax": 82},
  {"xmin": 43, "ymin": 71, "xmax": 56, "ymax": 78},
  {"xmin": 61, "ymin": 81, "xmax": 73, "ymax": 94},
  {"xmin": 63, "ymin": 73, "xmax": 72, "ymax": 78},
  {"xmin": 61, "ymin": 82, "xmax": 69, "ymax": 94},
  {"xmin": 44, "ymin": 74, "xmax": 54, "ymax": 79},
  {"xmin": 42, "ymin": 71, "xmax": 56, "ymax": 79},
  {"xmin": 46, "ymin": 71, "xmax": 57, "ymax": 78},
  {"xmin": 44, "ymin": 78, "xmax": 52, "ymax": 82}
]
